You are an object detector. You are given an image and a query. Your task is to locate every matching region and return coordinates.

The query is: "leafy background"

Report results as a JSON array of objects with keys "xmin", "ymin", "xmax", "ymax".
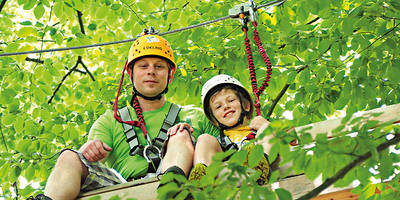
[{"xmin": 0, "ymin": 0, "xmax": 399, "ymax": 199}]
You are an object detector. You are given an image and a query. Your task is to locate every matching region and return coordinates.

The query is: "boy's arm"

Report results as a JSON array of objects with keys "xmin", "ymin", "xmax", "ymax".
[
  {"xmin": 250, "ymin": 116, "xmax": 274, "ymax": 154},
  {"xmin": 250, "ymin": 116, "xmax": 270, "ymax": 134}
]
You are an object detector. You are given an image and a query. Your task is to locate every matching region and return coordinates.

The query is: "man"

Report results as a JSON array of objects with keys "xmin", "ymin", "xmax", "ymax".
[{"xmin": 39, "ymin": 33, "xmax": 218, "ymax": 200}]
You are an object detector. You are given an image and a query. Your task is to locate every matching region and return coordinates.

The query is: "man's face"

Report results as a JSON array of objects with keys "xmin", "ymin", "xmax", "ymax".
[
  {"xmin": 210, "ymin": 88, "xmax": 244, "ymax": 127},
  {"xmin": 132, "ymin": 57, "xmax": 170, "ymax": 97}
]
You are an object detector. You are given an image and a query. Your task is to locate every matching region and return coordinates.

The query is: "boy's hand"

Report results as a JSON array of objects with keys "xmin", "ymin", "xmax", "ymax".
[
  {"xmin": 80, "ymin": 139, "xmax": 112, "ymax": 162},
  {"xmin": 167, "ymin": 123, "xmax": 194, "ymax": 136},
  {"xmin": 249, "ymin": 116, "xmax": 270, "ymax": 131}
]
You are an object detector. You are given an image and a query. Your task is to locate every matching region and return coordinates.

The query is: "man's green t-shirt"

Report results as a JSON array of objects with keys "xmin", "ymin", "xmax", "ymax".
[{"xmin": 88, "ymin": 101, "xmax": 219, "ymax": 180}]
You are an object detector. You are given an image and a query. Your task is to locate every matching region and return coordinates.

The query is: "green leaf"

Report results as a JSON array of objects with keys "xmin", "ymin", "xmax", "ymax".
[
  {"xmin": 53, "ymin": 1, "xmax": 63, "ymax": 18},
  {"xmin": 34, "ymin": 3, "xmax": 45, "ymax": 19},
  {"xmin": 387, "ymin": 62, "xmax": 400, "ymax": 82},
  {"xmin": 275, "ymin": 188, "xmax": 292, "ymax": 200},
  {"xmin": 20, "ymin": 21, "xmax": 32, "ymax": 25},
  {"xmin": 305, "ymin": 156, "xmax": 320, "ymax": 180},
  {"xmin": 88, "ymin": 23, "xmax": 97, "ymax": 31},
  {"xmin": 23, "ymin": 0, "xmax": 37, "ymax": 10},
  {"xmin": 111, "ymin": 4, "xmax": 121, "ymax": 10},
  {"xmin": 42, "ymin": 0, "xmax": 50, "ymax": 7},
  {"xmin": 248, "ymin": 144, "xmax": 264, "ymax": 168},
  {"xmin": 342, "ymin": 17, "xmax": 355, "ymax": 35},
  {"xmin": 318, "ymin": 39, "xmax": 330, "ymax": 54},
  {"xmin": 228, "ymin": 150, "xmax": 247, "ymax": 165},
  {"xmin": 55, "ymin": 33, "xmax": 63, "ymax": 45},
  {"xmin": 12, "ymin": 165, "xmax": 22, "ymax": 179},
  {"xmin": 14, "ymin": 115, "xmax": 25, "ymax": 133}
]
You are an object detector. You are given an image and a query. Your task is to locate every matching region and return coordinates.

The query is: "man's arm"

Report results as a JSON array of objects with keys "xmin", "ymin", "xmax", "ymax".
[
  {"xmin": 79, "ymin": 139, "xmax": 112, "ymax": 162},
  {"xmin": 83, "ymin": 110, "xmax": 116, "ymax": 162}
]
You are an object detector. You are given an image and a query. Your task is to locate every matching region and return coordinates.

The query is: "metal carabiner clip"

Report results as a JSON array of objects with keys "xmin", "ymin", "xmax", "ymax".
[{"xmin": 143, "ymin": 144, "xmax": 161, "ymax": 163}]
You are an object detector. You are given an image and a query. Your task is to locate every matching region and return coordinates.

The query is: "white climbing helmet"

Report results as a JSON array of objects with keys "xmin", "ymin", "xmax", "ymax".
[
  {"xmin": 201, "ymin": 74, "xmax": 253, "ymax": 124},
  {"xmin": 201, "ymin": 74, "xmax": 248, "ymax": 103}
]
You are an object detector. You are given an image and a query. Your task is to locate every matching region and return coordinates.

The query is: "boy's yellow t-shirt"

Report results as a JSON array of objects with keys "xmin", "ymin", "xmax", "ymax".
[{"xmin": 224, "ymin": 125, "xmax": 252, "ymax": 144}]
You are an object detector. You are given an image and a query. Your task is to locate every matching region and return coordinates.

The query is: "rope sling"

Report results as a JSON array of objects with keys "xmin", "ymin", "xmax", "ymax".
[{"xmin": 229, "ymin": 2, "xmax": 273, "ymax": 140}]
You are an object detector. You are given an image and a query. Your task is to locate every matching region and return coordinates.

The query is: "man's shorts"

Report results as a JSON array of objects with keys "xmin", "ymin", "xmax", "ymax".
[{"xmin": 61, "ymin": 149, "xmax": 126, "ymax": 193}]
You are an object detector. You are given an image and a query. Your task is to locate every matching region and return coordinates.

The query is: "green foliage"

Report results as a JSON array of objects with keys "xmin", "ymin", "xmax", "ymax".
[{"xmin": 0, "ymin": 0, "xmax": 400, "ymax": 199}]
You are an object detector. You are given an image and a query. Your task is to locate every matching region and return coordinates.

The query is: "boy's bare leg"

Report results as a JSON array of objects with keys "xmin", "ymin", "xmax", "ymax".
[{"xmin": 45, "ymin": 150, "xmax": 88, "ymax": 200}]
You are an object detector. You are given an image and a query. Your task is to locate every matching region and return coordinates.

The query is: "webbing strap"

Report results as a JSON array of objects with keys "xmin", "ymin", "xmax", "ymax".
[
  {"xmin": 157, "ymin": 103, "xmax": 181, "ymax": 146},
  {"xmin": 118, "ymin": 107, "xmax": 140, "ymax": 156},
  {"xmin": 119, "ymin": 103, "xmax": 181, "ymax": 156},
  {"xmin": 218, "ymin": 133, "xmax": 238, "ymax": 151}
]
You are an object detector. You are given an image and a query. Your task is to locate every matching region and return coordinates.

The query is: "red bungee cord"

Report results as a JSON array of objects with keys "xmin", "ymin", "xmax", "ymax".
[
  {"xmin": 113, "ymin": 59, "xmax": 149, "ymax": 139},
  {"xmin": 240, "ymin": 14, "xmax": 273, "ymax": 117}
]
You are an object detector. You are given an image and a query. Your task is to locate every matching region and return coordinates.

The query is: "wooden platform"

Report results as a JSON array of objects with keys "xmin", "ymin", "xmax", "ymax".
[{"xmin": 78, "ymin": 103, "xmax": 400, "ymax": 200}]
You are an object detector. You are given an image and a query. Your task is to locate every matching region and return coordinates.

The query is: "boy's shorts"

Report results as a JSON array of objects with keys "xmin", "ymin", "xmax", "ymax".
[{"xmin": 61, "ymin": 149, "xmax": 126, "ymax": 193}]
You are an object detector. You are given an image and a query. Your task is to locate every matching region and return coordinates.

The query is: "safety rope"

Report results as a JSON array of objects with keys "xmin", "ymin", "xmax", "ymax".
[
  {"xmin": 0, "ymin": 0, "xmax": 286, "ymax": 57},
  {"xmin": 241, "ymin": 17, "xmax": 272, "ymax": 116},
  {"xmin": 113, "ymin": 60, "xmax": 149, "ymax": 139}
]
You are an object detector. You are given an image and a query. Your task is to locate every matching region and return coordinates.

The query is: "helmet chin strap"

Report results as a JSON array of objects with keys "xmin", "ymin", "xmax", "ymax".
[{"xmin": 132, "ymin": 85, "xmax": 168, "ymax": 100}]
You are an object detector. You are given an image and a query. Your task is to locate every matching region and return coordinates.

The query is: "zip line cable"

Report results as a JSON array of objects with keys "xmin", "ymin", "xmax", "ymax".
[{"xmin": 0, "ymin": 0, "xmax": 285, "ymax": 57}]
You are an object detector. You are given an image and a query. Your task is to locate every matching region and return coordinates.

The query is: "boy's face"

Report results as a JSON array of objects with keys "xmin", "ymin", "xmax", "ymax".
[
  {"xmin": 210, "ymin": 88, "xmax": 247, "ymax": 127},
  {"xmin": 131, "ymin": 56, "xmax": 169, "ymax": 97}
]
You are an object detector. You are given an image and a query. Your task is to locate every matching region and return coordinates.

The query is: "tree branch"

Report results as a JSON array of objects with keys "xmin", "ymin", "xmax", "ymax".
[
  {"xmin": 267, "ymin": 84, "xmax": 289, "ymax": 119},
  {"xmin": 75, "ymin": 11, "xmax": 95, "ymax": 81},
  {"xmin": 25, "ymin": 57, "xmax": 44, "ymax": 64},
  {"xmin": 0, "ymin": 117, "xmax": 8, "ymax": 152},
  {"xmin": 306, "ymin": 17, "xmax": 320, "ymax": 25},
  {"xmin": 119, "ymin": 0, "xmax": 147, "ymax": 27},
  {"xmin": 12, "ymin": 181, "xmax": 19, "ymax": 200},
  {"xmin": 48, "ymin": 56, "xmax": 82, "ymax": 104},
  {"xmin": 80, "ymin": 60, "xmax": 95, "ymax": 81},
  {"xmin": 73, "ymin": 68, "xmax": 87, "ymax": 74},
  {"xmin": 297, "ymin": 133, "xmax": 400, "ymax": 200},
  {"xmin": 0, "ymin": 0, "xmax": 7, "ymax": 13},
  {"xmin": 358, "ymin": 22, "xmax": 400, "ymax": 54},
  {"xmin": 77, "ymin": 10, "xmax": 85, "ymax": 35},
  {"xmin": 266, "ymin": 65, "xmax": 309, "ymax": 118}
]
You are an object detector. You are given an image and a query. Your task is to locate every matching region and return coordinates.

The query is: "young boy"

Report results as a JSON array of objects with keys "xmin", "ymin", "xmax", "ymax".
[{"xmin": 168, "ymin": 74, "xmax": 272, "ymax": 184}]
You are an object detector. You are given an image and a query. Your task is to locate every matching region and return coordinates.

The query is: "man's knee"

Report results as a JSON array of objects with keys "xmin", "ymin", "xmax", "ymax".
[
  {"xmin": 168, "ymin": 130, "xmax": 194, "ymax": 149},
  {"xmin": 57, "ymin": 150, "xmax": 80, "ymax": 164},
  {"xmin": 56, "ymin": 150, "xmax": 89, "ymax": 178},
  {"xmin": 170, "ymin": 129, "xmax": 191, "ymax": 142}
]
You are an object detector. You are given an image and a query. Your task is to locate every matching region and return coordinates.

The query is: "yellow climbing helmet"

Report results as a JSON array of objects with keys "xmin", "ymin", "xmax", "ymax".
[{"xmin": 127, "ymin": 34, "xmax": 176, "ymax": 83}]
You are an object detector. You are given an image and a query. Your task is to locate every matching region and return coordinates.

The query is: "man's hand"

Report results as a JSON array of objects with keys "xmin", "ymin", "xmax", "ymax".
[
  {"xmin": 167, "ymin": 123, "xmax": 194, "ymax": 136},
  {"xmin": 249, "ymin": 116, "xmax": 270, "ymax": 132},
  {"xmin": 79, "ymin": 140, "xmax": 112, "ymax": 162}
]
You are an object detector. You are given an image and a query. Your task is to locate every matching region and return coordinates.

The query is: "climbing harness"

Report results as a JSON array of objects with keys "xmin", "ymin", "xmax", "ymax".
[{"xmin": 118, "ymin": 103, "xmax": 181, "ymax": 173}]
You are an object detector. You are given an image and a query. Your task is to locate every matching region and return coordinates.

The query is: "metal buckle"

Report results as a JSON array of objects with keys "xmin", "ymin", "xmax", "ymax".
[
  {"xmin": 228, "ymin": 0, "xmax": 258, "ymax": 22},
  {"xmin": 137, "ymin": 26, "xmax": 160, "ymax": 37}
]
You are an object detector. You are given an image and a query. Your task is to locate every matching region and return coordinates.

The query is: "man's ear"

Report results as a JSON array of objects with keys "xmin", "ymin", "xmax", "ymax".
[{"xmin": 126, "ymin": 64, "xmax": 134, "ymax": 82}]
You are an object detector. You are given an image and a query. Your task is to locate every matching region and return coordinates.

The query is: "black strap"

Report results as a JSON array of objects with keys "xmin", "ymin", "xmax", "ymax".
[{"xmin": 217, "ymin": 130, "xmax": 238, "ymax": 151}]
